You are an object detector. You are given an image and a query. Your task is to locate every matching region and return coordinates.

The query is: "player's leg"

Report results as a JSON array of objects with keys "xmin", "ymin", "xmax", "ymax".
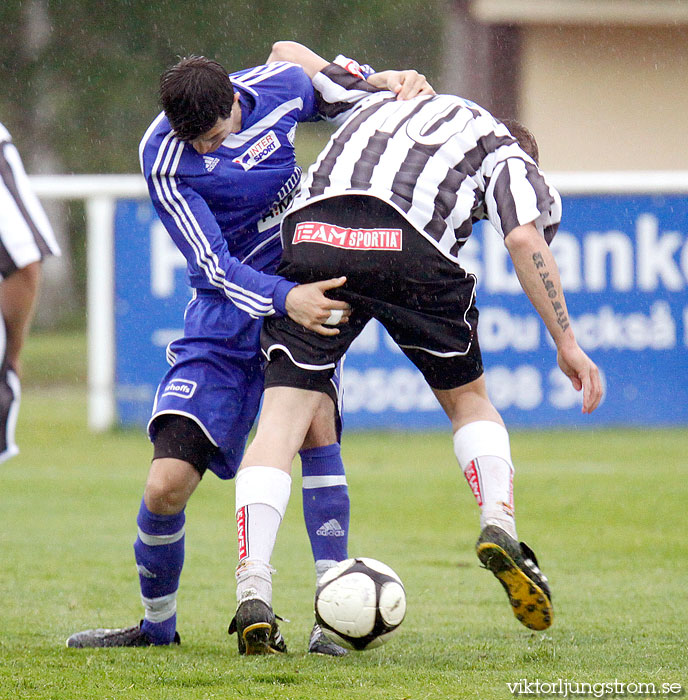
[
  {"xmin": 231, "ymin": 386, "xmax": 324, "ymax": 654},
  {"xmin": 299, "ymin": 390, "xmax": 350, "ymax": 655},
  {"xmin": 396, "ymin": 333, "xmax": 554, "ymax": 630},
  {"xmin": 0, "ymin": 261, "xmax": 41, "ymax": 375},
  {"xmin": 375, "ymin": 225, "xmax": 552, "ymax": 631},
  {"xmin": 275, "ymin": 198, "xmax": 387, "ymax": 613},
  {"xmin": 66, "ymin": 415, "xmax": 214, "ymax": 648},
  {"xmin": 249, "ymin": 297, "xmax": 365, "ymax": 616},
  {"xmin": 393, "ymin": 339, "xmax": 520, "ymax": 571},
  {"xmin": 301, "ymin": 394, "xmax": 348, "ymax": 581},
  {"xmin": 432, "ymin": 380, "xmax": 553, "ymax": 631},
  {"xmin": 133, "ymin": 414, "xmax": 216, "ymax": 644},
  {"xmin": 230, "ymin": 298, "xmax": 364, "ymax": 654},
  {"xmin": 68, "ymin": 294, "xmax": 251, "ymax": 648},
  {"xmin": 432, "ymin": 377, "xmax": 515, "ymax": 538},
  {"xmin": 0, "ymin": 313, "xmax": 20, "ymax": 464},
  {"xmin": 0, "ymin": 262, "xmax": 43, "ymax": 464}
]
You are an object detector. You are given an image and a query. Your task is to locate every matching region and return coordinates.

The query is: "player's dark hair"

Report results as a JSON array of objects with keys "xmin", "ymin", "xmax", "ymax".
[
  {"xmin": 159, "ymin": 55, "xmax": 235, "ymax": 141},
  {"xmin": 501, "ymin": 118, "xmax": 540, "ymax": 165}
]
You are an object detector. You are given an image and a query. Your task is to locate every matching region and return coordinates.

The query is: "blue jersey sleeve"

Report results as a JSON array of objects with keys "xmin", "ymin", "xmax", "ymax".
[
  {"xmin": 288, "ymin": 63, "xmax": 319, "ymax": 122},
  {"xmin": 234, "ymin": 62, "xmax": 320, "ymax": 123},
  {"xmin": 145, "ymin": 160, "xmax": 296, "ymax": 317}
]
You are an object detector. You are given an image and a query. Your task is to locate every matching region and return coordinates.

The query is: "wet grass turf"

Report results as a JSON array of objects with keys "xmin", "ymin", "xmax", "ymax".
[{"xmin": 1, "ymin": 381, "xmax": 686, "ymax": 699}]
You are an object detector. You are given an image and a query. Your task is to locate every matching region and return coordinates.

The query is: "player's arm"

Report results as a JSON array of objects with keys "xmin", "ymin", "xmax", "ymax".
[
  {"xmin": 478, "ymin": 136, "xmax": 602, "ymax": 411},
  {"xmin": 146, "ymin": 172, "xmax": 289, "ymax": 317},
  {"xmin": 505, "ymin": 223, "xmax": 603, "ymax": 414},
  {"xmin": 145, "ymin": 174, "xmax": 348, "ymax": 333},
  {"xmin": 268, "ymin": 41, "xmax": 434, "ymax": 100},
  {"xmin": 0, "ymin": 261, "xmax": 41, "ymax": 375},
  {"xmin": 268, "ymin": 41, "xmax": 328, "ymax": 78}
]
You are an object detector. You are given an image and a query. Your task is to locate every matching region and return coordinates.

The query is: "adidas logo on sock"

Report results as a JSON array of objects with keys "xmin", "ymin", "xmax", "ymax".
[
  {"xmin": 316, "ymin": 519, "xmax": 345, "ymax": 537},
  {"xmin": 203, "ymin": 155, "xmax": 220, "ymax": 172}
]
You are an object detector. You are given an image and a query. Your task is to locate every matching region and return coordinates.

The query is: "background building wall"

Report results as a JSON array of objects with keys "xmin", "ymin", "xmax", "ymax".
[{"xmin": 520, "ymin": 24, "xmax": 688, "ymax": 171}]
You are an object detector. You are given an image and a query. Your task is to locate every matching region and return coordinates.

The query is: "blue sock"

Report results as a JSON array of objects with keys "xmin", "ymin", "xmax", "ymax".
[
  {"xmin": 300, "ymin": 444, "xmax": 350, "ymax": 580},
  {"xmin": 134, "ymin": 499, "xmax": 185, "ymax": 644}
]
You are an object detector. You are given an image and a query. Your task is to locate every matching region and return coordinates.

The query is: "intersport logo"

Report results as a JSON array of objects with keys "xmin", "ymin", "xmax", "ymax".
[
  {"xmin": 233, "ymin": 130, "xmax": 281, "ymax": 171},
  {"xmin": 293, "ymin": 221, "xmax": 402, "ymax": 251}
]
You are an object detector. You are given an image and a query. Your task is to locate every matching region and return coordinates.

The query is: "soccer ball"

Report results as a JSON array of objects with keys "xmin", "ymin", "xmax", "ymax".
[{"xmin": 314, "ymin": 557, "xmax": 406, "ymax": 650}]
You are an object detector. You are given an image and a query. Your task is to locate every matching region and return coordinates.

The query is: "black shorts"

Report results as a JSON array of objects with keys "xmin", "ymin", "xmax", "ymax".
[{"xmin": 264, "ymin": 195, "xmax": 483, "ymax": 393}]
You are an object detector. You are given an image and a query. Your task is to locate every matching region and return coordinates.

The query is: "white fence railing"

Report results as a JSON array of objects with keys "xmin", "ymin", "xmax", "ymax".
[{"xmin": 31, "ymin": 176, "xmax": 147, "ymax": 430}]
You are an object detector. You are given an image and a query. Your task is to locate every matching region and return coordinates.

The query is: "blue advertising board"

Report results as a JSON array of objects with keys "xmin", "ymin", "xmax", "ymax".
[
  {"xmin": 114, "ymin": 193, "xmax": 688, "ymax": 430},
  {"xmin": 114, "ymin": 200, "xmax": 190, "ymax": 426}
]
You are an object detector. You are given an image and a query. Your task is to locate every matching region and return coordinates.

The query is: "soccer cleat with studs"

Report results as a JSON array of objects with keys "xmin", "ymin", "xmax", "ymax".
[
  {"xmin": 66, "ymin": 621, "xmax": 180, "ymax": 648},
  {"xmin": 476, "ymin": 524, "xmax": 553, "ymax": 631},
  {"xmin": 308, "ymin": 622, "xmax": 348, "ymax": 656},
  {"xmin": 228, "ymin": 597, "xmax": 287, "ymax": 655}
]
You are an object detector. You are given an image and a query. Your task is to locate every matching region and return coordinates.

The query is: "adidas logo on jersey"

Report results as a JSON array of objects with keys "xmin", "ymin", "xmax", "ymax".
[
  {"xmin": 316, "ymin": 519, "xmax": 345, "ymax": 537},
  {"xmin": 203, "ymin": 155, "xmax": 220, "ymax": 172}
]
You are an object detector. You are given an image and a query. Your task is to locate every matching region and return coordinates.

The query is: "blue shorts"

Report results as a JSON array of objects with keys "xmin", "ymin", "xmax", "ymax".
[{"xmin": 148, "ymin": 290, "xmax": 342, "ymax": 480}]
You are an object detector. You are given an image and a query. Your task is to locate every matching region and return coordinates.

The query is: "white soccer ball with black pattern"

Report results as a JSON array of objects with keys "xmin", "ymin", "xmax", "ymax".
[{"xmin": 314, "ymin": 557, "xmax": 406, "ymax": 650}]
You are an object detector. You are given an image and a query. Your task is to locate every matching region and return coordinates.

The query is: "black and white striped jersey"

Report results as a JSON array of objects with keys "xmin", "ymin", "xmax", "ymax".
[
  {"xmin": 0, "ymin": 122, "xmax": 61, "ymax": 280},
  {"xmin": 293, "ymin": 64, "xmax": 562, "ymax": 266}
]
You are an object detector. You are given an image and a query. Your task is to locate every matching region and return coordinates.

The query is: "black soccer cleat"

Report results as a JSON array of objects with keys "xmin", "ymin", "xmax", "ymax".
[
  {"xmin": 308, "ymin": 622, "xmax": 348, "ymax": 657},
  {"xmin": 228, "ymin": 598, "xmax": 287, "ymax": 655},
  {"xmin": 476, "ymin": 524, "xmax": 553, "ymax": 631},
  {"xmin": 66, "ymin": 621, "xmax": 180, "ymax": 648}
]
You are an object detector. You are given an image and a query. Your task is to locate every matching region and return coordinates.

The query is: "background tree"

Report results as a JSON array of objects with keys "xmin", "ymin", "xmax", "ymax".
[{"xmin": 0, "ymin": 0, "xmax": 446, "ymax": 324}]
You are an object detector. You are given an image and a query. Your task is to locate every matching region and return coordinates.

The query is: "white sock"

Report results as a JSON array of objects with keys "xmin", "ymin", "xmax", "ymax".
[
  {"xmin": 235, "ymin": 466, "xmax": 292, "ymax": 605},
  {"xmin": 235, "ymin": 557, "xmax": 274, "ymax": 605},
  {"xmin": 453, "ymin": 421, "xmax": 517, "ymax": 539}
]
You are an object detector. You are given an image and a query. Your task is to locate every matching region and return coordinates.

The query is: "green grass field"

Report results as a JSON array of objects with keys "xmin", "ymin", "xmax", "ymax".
[{"xmin": 1, "ymin": 333, "xmax": 686, "ymax": 699}]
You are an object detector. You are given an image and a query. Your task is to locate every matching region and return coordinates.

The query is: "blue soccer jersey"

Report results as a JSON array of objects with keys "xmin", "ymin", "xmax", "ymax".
[
  {"xmin": 140, "ymin": 58, "xmax": 374, "ymax": 478},
  {"xmin": 139, "ymin": 61, "xmax": 322, "ymax": 318}
]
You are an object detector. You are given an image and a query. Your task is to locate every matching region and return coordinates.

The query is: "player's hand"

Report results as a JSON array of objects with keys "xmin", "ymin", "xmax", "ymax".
[
  {"xmin": 556, "ymin": 342, "xmax": 603, "ymax": 414},
  {"xmin": 367, "ymin": 70, "xmax": 435, "ymax": 100},
  {"xmin": 284, "ymin": 276, "xmax": 351, "ymax": 336}
]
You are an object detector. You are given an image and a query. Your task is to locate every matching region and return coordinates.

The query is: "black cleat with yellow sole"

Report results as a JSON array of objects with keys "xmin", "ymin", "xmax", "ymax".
[
  {"xmin": 228, "ymin": 597, "xmax": 287, "ymax": 655},
  {"xmin": 476, "ymin": 524, "xmax": 553, "ymax": 631}
]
